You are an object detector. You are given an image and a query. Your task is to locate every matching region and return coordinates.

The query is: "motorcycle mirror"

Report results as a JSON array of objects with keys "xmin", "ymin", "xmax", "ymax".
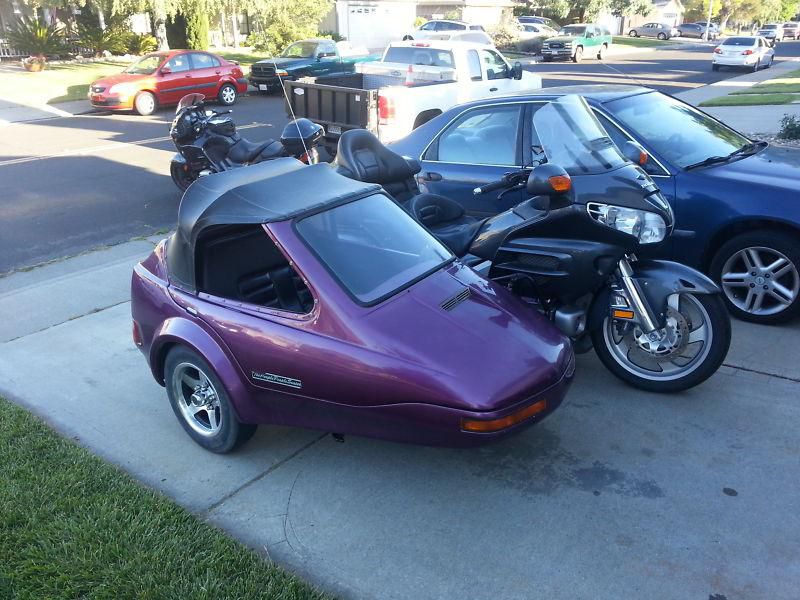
[
  {"xmin": 527, "ymin": 163, "xmax": 572, "ymax": 197},
  {"xmin": 622, "ymin": 140, "xmax": 648, "ymax": 166}
]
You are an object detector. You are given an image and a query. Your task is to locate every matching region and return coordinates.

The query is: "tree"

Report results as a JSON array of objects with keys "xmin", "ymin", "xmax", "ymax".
[
  {"xmin": 246, "ymin": 0, "xmax": 332, "ymax": 55},
  {"xmin": 184, "ymin": 9, "xmax": 208, "ymax": 49}
]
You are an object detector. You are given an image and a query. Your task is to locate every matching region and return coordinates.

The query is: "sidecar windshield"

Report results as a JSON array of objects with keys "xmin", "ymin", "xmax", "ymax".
[{"xmin": 533, "ymin": 95, "xmax": 626, "ymax": 175}]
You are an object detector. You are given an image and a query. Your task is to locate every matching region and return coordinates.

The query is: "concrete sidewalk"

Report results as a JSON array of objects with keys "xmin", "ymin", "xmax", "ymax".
[
  {"xmin": 0, "ymin": 98, "xmax": 95, "ymax": 126},
  {"xmin": 1, "ymin": 239, "xmax": 799, "ymax": 599}
]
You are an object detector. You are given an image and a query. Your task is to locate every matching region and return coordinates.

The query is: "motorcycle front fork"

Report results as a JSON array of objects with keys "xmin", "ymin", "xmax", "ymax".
[{"xmin": 611, "ymin": 256, "xmax": 660, "ymax": 334}]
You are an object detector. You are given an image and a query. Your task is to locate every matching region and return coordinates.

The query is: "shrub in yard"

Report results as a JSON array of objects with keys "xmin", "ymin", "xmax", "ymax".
[
  {"xmin": 6, "ymin": 16, "xmax": 64, "ymax": 61},
  {"xmin": 247, "ymin": 0, "xmax": 332, "ymax": 56},
  {"xmin": 76, "ymin": 21, "xmax": 129, "ymax": 56},
  {"xmin": 414, "ymin": 17, "xmax": 427, "ymax": 28},
  {"xmin": 489, "ymin": 19, "xmax": 522, "ymax": 52},
  {"xmin": 166, "ymin": 13, "xmax": 189, "ymax": 49},
  {"xmin": 185, "ymin": 10, "xmax": 210, "ymax": 50},
  {"xmin": 778, "ymin": 114, "xmax": 800, "ymax": 140},
  {"xmin": 127, "ymin": 33, "xmax": 158, "ymax": 55}
]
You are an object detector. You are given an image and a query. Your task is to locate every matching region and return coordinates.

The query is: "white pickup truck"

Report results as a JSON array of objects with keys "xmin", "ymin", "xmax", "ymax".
[{"xmin": 284, "ymin": 40, "xmax": 541, "ymax": 147}]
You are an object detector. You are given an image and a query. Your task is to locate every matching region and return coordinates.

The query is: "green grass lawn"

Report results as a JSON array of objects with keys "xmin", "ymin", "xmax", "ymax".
[
  {"xmin": 612, "ymin": 36, "xmax": 670, "ymax": 47},
  {"xmin": 700, "ymin": 93, "xmax": 798, "ymax": 106},
  {"xmin": 0, "ymin": 396, "xmax": 330, "ymax": 600},
  {"xmin": 217, "ymin": 49, "xmax": 272, "ymax": 69},
  {"xmin": 730, "ymin": 68, "xmax": 800, "ymax": 95},
  {"xmin": 0, "ymin": 60, "xmax": 131, "ymax": 105}
]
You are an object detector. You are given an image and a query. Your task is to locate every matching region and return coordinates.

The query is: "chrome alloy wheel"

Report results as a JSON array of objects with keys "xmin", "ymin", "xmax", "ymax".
[
  {"xmin": 172, "ymin": 362, "xmax": 223, "ymax": 436},
  {"xmin": 220, "ymin": 85, "xmax": 236, "ymax": 104},
  {"xmin": 603, "ymin": 294, "xmax": 713, "ymax": 381},
  {"xmin": 720, "ymin": 246, "xmax": 800, "ymax": 317}
]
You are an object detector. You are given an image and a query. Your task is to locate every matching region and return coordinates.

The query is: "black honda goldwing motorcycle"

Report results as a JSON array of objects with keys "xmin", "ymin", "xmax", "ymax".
[
  {"xmin": 336, "ymin": 95, "xmax": 731, "ymax": 393},
  {"xmin": 169, "ymin": 93, "xmax": 325, "ymax": 191}
]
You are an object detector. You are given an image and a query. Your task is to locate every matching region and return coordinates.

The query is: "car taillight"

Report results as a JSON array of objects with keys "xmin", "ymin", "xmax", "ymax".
[
  {"xmin": 742, "ymin": 49, "xmax": 754, "ymax": 55},
  {"xmin": 378, "ymin": 95, "xmax": 395, "ymax": 125},
  {"xmin": 132, "ymin": 320, "xmax": 143, "ymax": 347},
  {"xmin": 410, "ymin": 42, "xmax": 430, "ymax": 47},
  {"xmin": 713, "ymin": 47, "xmax": 722, "ymax": 54}
]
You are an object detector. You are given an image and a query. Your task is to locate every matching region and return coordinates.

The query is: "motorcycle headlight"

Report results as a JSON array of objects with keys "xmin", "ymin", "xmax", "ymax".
[{"xmin": 587, "ymin": 203, "xmax": 666, "ymax": 244}]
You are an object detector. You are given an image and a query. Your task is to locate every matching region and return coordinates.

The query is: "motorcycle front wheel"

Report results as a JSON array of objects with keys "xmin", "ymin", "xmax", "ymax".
[
  {"xmin": 170, "ymin": 161, "xmax": 197, "ymax": 192},
  {"xmin": 591, "ymin": 293, "xmax": 731, "ymax": 393}
]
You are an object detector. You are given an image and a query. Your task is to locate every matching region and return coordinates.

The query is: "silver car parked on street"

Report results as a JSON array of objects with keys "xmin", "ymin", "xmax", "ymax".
[{"xmin": 628, "ymin": 22, "xmax": 679, "ymax": 40}]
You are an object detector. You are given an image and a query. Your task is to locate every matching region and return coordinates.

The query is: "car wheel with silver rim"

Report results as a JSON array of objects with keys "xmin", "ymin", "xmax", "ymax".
[
  {"xmin": 711, "ymin": 232, "xmax": 800, "ymax": 324},
  {"xmin": 164, "ymin": 346, "xmax": 256, "ymax": 452},
  {"xmin": 217, "ymin": 83, "xmax": 237, "ymax": 106},
  {"xmin": 134, "ymin": 91, "xmax": 157, "ymax": 116},
  {"xmin": 592, "ymin": 293, "xmax": 731, "ymax": 393}
]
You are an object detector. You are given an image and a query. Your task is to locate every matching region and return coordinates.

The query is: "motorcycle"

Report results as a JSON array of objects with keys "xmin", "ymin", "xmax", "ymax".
[
  {"xmin": 337, "ymin": 95, "xmax": 732, "ymax": 393},
  {"xmin": 169, "ymin": 93, "xmax": 325, "ymax": 191}
]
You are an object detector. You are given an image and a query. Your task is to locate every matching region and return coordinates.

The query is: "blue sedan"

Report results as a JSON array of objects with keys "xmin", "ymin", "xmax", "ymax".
[{"xmin": 390, "ymin": 85, "xmax": 800, "ymax": 324}]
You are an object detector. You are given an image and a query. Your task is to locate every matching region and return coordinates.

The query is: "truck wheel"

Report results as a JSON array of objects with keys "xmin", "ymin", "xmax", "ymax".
[
  {"xmin": 597, "ymin": 43, "xmax": 607, "ymax": 60},
  {"xmin": 572, "ymin": 46, "xmax": 583, "ymax": 63}
]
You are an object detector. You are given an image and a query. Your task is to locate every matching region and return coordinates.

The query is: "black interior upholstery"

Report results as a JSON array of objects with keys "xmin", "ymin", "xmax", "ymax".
[
  {"xmin": 408, "ymin": 194, "xmax": 485, "ymax": 257},
  {"xmin": 336, "ymin": 129, "xmax": 422, "ymax": 203},
  {"xmin": 197, "ymin": 225, "xmax": 313, "ymax": 313}
]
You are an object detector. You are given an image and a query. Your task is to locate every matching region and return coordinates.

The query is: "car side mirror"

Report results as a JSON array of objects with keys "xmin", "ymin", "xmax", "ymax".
[
  {"xmin": 511, "ymin": 61, "xmax": 523, "ymax": 80},
  {"xmin": 160, "ymin": 66, "xmax": 172, "ymax": 75},
  {"xmin": 527, "ymin": 163, "xmax": 572, "ymax": 203},
  {"xmin": 622, "ymin": 141, "xmax": 649, "ymax": 166}
]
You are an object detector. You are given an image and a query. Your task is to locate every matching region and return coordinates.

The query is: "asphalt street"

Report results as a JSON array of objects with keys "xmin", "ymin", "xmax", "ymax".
[{"xmin": 1, "ymin": 40, "xmax": 799, "ymax": 273}]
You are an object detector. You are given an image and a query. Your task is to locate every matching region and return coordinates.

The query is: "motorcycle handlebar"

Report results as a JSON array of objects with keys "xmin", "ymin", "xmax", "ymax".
[{"xmin": 473, "ymin": 178, "xmax": 510, "ymax": 195}]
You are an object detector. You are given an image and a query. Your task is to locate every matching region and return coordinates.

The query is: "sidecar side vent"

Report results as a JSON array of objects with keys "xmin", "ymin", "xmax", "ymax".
[{"xmin": 440, "ymin": 287, "xmax": 471, "ymax": 311}]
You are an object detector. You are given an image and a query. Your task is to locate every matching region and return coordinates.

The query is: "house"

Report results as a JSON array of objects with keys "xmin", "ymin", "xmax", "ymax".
[
  {"xmin": 320, "ymin": 0, "xmax": 514, "ymax": 50},
  {"xmin": 616, "ymin": 0, "xmax": 685, "ymax": 33}
]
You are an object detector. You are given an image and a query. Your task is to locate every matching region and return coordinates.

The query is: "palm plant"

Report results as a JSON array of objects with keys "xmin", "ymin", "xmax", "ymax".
[
  {"xmin": 6, "ymin": 16, "xmax": 65, "ymax": 60},
  {"xmin": 75, "ymin": 21, "xmax": 129, "ymax": 57}
]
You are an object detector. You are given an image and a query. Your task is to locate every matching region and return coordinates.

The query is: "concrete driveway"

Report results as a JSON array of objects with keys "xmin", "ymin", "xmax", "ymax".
[{"xmin": 1, "ymin": 240, "xmax": 798, "ymax": 599}]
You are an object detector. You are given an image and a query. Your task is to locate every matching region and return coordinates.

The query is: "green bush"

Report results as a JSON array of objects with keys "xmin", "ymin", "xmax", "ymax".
[
  {"xmin": 76, "ymin": 21, "xmax": 129, "ymax": 56},
  {"xmin": 7, "ymin": 16, "xmax": 64, "ymax": 58},
  {"xmin": 778, "ymin": 114, "xmax": 800, "ymax": 140},
  {"xmin": 185, "ymin": 10, "xmax": 209, "ymax": 50},
  {"xmin": 127, "ymin": 33, "xmax": 158, "ymax": 55},
  {"xmin": 414, "ymin": 17, "xmax": 427, "ymax": 28},
  {"xmin": 166, "ymin": 13, "xmax": 188, "ymax": 49}
]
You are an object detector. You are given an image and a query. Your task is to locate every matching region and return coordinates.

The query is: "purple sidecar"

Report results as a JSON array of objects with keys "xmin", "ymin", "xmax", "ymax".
[{"xmin": 131, "ymin": 159, "xmax": 575, "ymax": 452}]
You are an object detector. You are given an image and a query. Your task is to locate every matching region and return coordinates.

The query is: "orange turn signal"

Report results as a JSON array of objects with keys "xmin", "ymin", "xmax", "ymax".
[
  {"xmin": 638, "ymin": 151, "xmax": 648, "ymax": 166},
  {"xmin": 462, "ymin": 399, "xmax": 548, "ymax": 433},
  {"xmin": 549, "ymin": 174, "xmax": 571, "ymax": 193},
  {"xmin": 613, "ymin": 309, "xmax": 635, "ymax": 320}
]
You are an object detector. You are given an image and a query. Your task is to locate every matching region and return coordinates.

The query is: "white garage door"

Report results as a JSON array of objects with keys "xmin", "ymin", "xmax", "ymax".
[{"xmin": 339, "ymin": 1, "xmax": 416, "ymax": 50}]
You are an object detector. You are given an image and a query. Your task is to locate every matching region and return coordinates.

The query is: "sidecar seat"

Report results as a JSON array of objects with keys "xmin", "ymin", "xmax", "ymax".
[{"xmin": 407, "ymin": 194, "xmax": 486, "ymax": 257}]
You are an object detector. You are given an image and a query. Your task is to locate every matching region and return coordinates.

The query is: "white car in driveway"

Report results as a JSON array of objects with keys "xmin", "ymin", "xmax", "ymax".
[
  {"xmin": 712, "ymin": 36, "xmax": 775, "ymax": 71},
  {"xmin": 403, "ymin": 20, "xmax": 486, "ymax": 41}
]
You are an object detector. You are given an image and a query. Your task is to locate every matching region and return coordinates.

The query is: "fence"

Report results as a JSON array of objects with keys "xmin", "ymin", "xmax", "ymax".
[{"xmin": 0, "ymin": 39, "xmax": 94, "ymax": 61}]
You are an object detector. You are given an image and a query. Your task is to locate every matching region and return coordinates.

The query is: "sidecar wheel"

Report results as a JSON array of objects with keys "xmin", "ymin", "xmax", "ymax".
[
  {"xmin": 164, "ymin": 346, "xmax": 256, "ymax": 453},
  {"xmin": 591, "ymin": 293, "xmax": 731, "ymax": 393}
]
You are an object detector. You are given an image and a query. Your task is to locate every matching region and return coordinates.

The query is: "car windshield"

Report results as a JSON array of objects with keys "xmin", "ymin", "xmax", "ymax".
[
  {"xmin": 296, "ymin": 194, "xmax": 452, "ymax": 304},
  {"xmin": 281, "ymin": 42, "xmax": 318, "ymax": 58},
  {"xmin": 124, "ymin": 54, "xmax": 163, "ymax": 75},
  {"xmin": 723, "ymin": 37, "xmax": 756, "ymax": 45},
  {"xmin": 559, "ymin": 26, "xmax": 586, "ymax": 36},
  {"xmin": 383, "ymin": 46, "xmax": 455, "ymax": 67},
  {"xmin": 606, "ymin": 91, "xmax": 750, "ymax": 169},
  {"xmin": 533, "ymin": 95, "xmax": 626, "ymax": 175}
]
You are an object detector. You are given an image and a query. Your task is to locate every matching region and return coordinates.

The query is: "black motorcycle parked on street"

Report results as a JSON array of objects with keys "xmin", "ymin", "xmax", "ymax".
[
  {"xmin": 169, "ymin": 93, "xmax": 325, "ymax": 191},
  {"xmin": 336, "ymin": 95, "xmax": 731, "ymax": 393}
]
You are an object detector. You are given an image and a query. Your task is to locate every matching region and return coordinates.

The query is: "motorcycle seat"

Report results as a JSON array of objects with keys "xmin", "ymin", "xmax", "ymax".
[
  {"xmin": 408, "ymin": 193, "xmax": 485, "ymax": 257},
  {"xmin": 229, "ymin": 137, "xmax": 279, "ymax": 163}
]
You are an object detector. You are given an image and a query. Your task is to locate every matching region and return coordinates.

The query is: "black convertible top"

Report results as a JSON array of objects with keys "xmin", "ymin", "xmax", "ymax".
[{"xmin": 167, "ymin": 159, "xmax": 381, "ymax": 292}]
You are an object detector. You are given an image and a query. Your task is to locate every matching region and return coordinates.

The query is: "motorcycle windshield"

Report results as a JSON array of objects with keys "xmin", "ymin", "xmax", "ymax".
[
  {"xmin": 532, "ymin": 95, "xmax": 627, "ymax": 175},
  {"xmin": 176, "ymin": 93, "xmax": 205, "ymax": 113}
]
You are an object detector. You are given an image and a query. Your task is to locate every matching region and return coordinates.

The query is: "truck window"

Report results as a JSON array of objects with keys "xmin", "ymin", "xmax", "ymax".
[
  {"xmin": 434, "ymin": 105, "xmax": 521, "ymax": 166},
  {"xmin": 467, "ymin": 50, "xmax": 482, "ymax": 81},
  {"xmin": 480, "ymin": 49, "xmax": 509, "ymax": 80},
  {"xmin": 384, "ymin": 47, "xmax": 455, "ymax": 67}
]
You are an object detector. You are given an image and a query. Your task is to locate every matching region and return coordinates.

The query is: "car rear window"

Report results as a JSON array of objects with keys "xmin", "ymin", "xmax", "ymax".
[
  {"xmin": 295, "ymin": 194, "xmax": 452, "ymax": 305},
  {"xmin": 384, "ymin": 47, "xmax": 455, "ymax": 67},
  {"xmin": 723, "ymin": 37, "xmax": 756, "ymax": 45}
]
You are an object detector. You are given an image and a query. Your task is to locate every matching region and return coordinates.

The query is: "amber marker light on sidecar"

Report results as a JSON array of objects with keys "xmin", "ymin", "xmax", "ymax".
[
  {"xmin": 461, "ymin": 399, "xmax": 548, "ymax": 433},
  {"xmin": 549, "ymin": 175, "xmax": 571, "ymax": 193}
]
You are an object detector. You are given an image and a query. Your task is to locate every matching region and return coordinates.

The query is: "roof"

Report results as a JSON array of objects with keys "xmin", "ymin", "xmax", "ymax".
[
  {"xmin": 167, "ymin": 159, "xmax": 381, "ymax": 291},
  {"xmin": 500, "ymin": 84, "xmax": 654, "ymax": 104}
]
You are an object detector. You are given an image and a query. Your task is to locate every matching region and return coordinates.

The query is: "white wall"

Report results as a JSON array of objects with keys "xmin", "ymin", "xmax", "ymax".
[{"xmin": 336, "ymin": 1, "xmax": 417, "ymax": 50}]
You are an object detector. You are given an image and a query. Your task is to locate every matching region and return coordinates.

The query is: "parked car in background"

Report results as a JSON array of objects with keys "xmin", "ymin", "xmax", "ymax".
[
  {"xmin": 712, "ymin": 36, "xmax": 774, "ymax": 71},
  {"xmin": 403, "ymin": 20, "xmax": 486, "ymax": 41},
  {"xmin": 691, "ymin": 21, "xmax": 720, "ymax": 35},
  {"xmin": 676, "ymin": 22, "xmax": 718, "ymax": 40},
  {"xmin": 421, "ymin": 30, "xmax": 493, "ymax": 45},
  {"xmin": 782, "ymin": 22, "xmax": 799, "ymax": 39},
  {"xmin": 757, "ymin": 23, "xmax": 784, "ymax": 45},
  {"xmin": 518, "ymin": 15, "xmax": 561, "ymax": 30},
  {"xmin": 284, "ymin": 40, "xmax": 538, "ymax": 147},
  {"xmin": 390, "ymin": 85, "xmax": 800, "ymax": 324},
  {"xmin": 628, "ymin": 22, "xmax": 679, "ymax": 40},
  {"xmin": 249, "ymin": 39, "xmax": 378, "ymax": 93},
  {"xmin": 515, "ymin": 22, "xmax": 557, "ymax": 53},
  {"xmin": 542, "ymin": 23, "xmax": 613, "ymax": 62},
  {"xmin": 88, "ymin": 50, "xmax": 247, "ymax": 116}
]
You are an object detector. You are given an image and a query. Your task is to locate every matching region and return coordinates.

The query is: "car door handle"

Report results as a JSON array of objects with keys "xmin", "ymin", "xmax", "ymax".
[
  {"xmin": 420, "ymin": 172, "xmax": 442, "ymax": 181},
  {"xmin": 184, "ymin": 74, "xmax": 192, "ymax": 78},
  {"xmin": 489, "ymin": 87, "xmax": 498, "ymax": 92}
]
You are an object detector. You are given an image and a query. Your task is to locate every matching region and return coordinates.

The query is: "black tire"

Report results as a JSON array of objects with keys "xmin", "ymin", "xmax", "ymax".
[
  {"xmin": 542, "ymin": 56, "xmax": 553, "ymax": 62},
  {"xmin": 676, "ymin": 30, "xmax": 683, "ymax": 37},
  {"xmin": 403, "ymin": 35, "xmax": 413, "ymax": 41},
  {"xmin": 752, "ymin": 58, "xmax": 760, "ymax": 72},
  {"xmin": 709, "ymin": 231, "xmax": 800, "ymax": 324},
  {"xmin": 766, "ymin": 55, "xmax": 774, "ymax": 68},
  {"xmin": 712, "ymin": 63, "xmax": 719, "ymax": 71},
  {"xmin": 134, "ymin": 91, "xmax": 157, "ymax": 116},
  {"xmin": 629, "ymin": 30, "xmax": 638, "ymax": 37},
  {"xmin": 164, "ymin": 346, "xmax": 257, "ymax": 453},
  {"xmin": 217, "ymin": 83, "xmax": 237, "ymax": 106},
  {"xmin": 657, "ymin": 32, "xmax": 667, "ymax": 40},
  {"xmin": 592, "ymin": 293, "xmax": 731, "ymax": 393},
  {"xmin": 170, "ymin": 161, "xmax": 197, "ymax": 192},
  {"xmin": 572, "ymin": 46, "xmax": 583, "ymax": 63},
  {"xmin": 597, "ymin": 43, "xmax": 606, "ymax": 60}
]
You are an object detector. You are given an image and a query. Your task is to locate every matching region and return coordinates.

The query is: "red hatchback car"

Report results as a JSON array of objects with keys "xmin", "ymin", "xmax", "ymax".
[{"xmin": 89, "ymin": 50, "xmax": 248, "ymax": 115}]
